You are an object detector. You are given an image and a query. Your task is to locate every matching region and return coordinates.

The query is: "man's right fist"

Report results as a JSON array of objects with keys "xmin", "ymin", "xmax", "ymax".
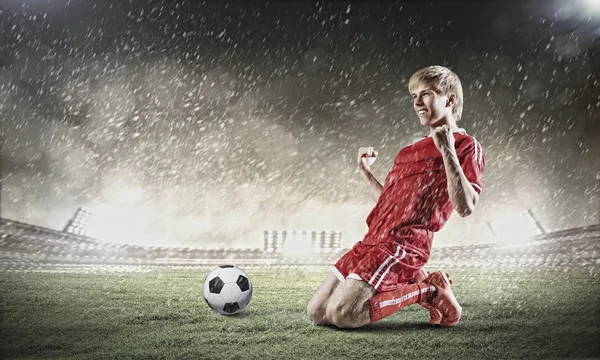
[{"xmin": 357, "ymin": 146, "xmax": 378, "ymax": 171}]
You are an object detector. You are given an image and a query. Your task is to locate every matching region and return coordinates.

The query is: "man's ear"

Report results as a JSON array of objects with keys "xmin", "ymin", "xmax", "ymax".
[{"xmin": 446, "ymin": 93, "xmax": 456, "ymax": 107}]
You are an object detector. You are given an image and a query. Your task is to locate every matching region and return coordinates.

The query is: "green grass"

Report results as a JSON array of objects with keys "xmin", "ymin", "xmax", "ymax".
[{"xmin": 1, "ymin": 266, "xmax": 599, "ymax": 360}]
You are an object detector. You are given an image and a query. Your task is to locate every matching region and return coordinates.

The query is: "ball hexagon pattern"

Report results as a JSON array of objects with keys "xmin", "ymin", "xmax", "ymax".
[{"xmin": 203, "ymin": 265, "xmax": 253, "ymax": 315}]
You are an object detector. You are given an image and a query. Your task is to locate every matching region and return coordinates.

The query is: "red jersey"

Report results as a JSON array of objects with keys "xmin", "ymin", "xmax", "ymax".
[{"xmin": 362, "ymin": 129, "xmax": 485, "ymax": 261}]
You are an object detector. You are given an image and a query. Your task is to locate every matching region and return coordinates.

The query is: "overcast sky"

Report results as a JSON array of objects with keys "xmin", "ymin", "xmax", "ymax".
[{"xmin": 1, "ymin": 0, "xmax": 598, "ymax": 248}]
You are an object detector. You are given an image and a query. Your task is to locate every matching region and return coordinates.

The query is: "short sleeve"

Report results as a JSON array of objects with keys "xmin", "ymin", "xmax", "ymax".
[{"xmin": 456, "ymin": 137, "xmax": 485, "ymax": 194}]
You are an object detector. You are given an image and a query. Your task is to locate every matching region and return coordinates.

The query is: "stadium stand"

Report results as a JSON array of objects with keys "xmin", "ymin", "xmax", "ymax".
[{"xmin": 0, "ymin": 217, "xmax": 598, "ymax": 269}]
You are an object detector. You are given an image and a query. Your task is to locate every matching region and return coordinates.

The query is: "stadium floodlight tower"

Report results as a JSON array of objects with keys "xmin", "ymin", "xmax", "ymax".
[{"xmin": 63, "ymin": 207, "xmax": 92, "ymax": 236}]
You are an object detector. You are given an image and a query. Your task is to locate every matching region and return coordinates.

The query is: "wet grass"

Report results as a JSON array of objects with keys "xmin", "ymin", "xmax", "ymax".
[{"xmin": 1, "ymin": 266, "xmax": 598, "ymax": 359}]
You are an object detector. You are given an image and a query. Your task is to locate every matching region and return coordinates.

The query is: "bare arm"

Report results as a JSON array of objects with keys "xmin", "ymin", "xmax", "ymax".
[
  {"xmin": 360, "ymin": 169, "xmax": 383, "ymax": 201},
  {"xmin": 439, "ymin": 144, "xmax": 479, "ymax": 217},
  {"xmin": 357, "ymin": 147, "xmax": 383, "ymax": 202}
]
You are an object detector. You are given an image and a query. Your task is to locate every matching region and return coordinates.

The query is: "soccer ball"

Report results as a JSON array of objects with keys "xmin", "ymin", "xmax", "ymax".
[{"xmin": 203, "ymin": 265, "xmax": 253, "ymax": 315}]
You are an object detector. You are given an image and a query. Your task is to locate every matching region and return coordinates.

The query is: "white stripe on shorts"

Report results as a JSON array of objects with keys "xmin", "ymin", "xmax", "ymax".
[
  {"xmin": 368, "ymin": 247, "xmax": 399, "ymax": 287},
  {"xmin": 374, "ymin": 246, "xmax": 407, "ymax": 290},
  {"xmin": 369, "ymin": 245, "xmax": 405, "ymax": 289}
]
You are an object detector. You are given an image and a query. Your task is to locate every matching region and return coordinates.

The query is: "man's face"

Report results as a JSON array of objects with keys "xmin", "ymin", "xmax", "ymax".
[{"xmin": 410, "ymin": 82, "xmax": 453, "ymax": 127}]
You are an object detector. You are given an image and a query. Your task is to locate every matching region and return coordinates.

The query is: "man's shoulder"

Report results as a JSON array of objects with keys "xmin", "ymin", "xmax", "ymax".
[
  {"xmin": 408, "ymin": 135, "xmax": 431, "ymax": 146},
  {"xmin": 455, "ymin": 132, "xmax": 485, "ymax": 166},
  {"xmin": 455, "ymin": 131, "xmax": 482, "ymax": 148}
]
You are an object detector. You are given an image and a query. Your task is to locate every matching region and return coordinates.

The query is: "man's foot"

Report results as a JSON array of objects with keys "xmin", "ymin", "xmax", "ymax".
[
  {"xmin": 412, "ymin": 270, "xmax": 442, "ymax": 325},
  {"xmin": 423, "ymin": 271, "xmax": 462, "ymax": 327},
  {"xmin": 420, "ymin": 301, "xmax": 442, "ymax": 325},
  {"xmin": 413, "ymin": 270, "xmax": 454, "ymax": 325}
]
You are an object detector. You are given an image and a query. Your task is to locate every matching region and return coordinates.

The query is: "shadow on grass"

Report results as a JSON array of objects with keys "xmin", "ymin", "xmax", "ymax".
[
  {"xmin": 227, "ymin": 310, "xmax": 253, "ymax": 318},
  {"xmin": 320, "ymin": 321, "xmax": 462, "ymax": 333}
]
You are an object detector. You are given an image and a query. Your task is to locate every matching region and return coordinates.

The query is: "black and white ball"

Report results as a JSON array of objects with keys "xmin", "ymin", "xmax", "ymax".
[{"xmin": 203, "ymin": 265, "xmax": 253, "ymax": 315}]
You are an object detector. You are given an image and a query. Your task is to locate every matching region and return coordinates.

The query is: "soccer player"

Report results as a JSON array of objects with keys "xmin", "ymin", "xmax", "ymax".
[{"xmin": 307, "ymin": 65, "xmax": 485, "ymax": 328}]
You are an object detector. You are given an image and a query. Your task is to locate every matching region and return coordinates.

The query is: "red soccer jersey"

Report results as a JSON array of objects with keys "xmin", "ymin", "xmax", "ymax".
[{"xmin": 362, "ymin": 128, "xmax": 485, "ymax": 261}]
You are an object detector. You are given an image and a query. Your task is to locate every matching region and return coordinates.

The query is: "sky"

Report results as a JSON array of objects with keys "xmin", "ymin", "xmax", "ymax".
[{"xmin": 0, "ymin": 0, "xmax": 598, "ymax": 248}]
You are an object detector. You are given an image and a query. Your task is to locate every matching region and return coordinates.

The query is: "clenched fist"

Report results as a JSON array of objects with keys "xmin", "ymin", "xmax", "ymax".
[
  {"xmin": 357, "ymin": 146, "xmax": 378, "ymax": 172},
  {"xmin": 432, "ymin": 125, "xmax": 455, "ymax": 152}
]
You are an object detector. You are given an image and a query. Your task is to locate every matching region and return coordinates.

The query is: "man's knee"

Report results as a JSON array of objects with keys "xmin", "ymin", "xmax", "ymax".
[
  {"xmin": 307, "ymin": 272, "xmax": 341, "ymax": 325},
  {"xmin": 307, "ymin": 300, "xmax": 326, "ymax": 324},
  {"xmin": 326, "ymin": 299, "xmax": 351, "ymax": 327},
  {"xmin": 325, "ymin": 279, "xmax": 375, "ymax": 328},
  {"xmin": 326, "ymin": 297, "xmax": 368, "ymax": 328}
]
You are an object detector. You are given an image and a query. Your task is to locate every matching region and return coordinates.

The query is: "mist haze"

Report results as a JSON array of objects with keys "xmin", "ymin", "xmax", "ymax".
[{"xmin": 1, "ymin": 0, "xmax": 598, "ymax": 248}]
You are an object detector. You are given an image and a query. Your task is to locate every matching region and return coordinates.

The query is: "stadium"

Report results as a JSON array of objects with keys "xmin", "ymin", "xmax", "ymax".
[
  {"xmin": 2, "ymin": 0, "xmax": 599, "ymax": 359},
  {"xmin": 1, "ymin": 212, "xmax": 598, "ymax": 359}
]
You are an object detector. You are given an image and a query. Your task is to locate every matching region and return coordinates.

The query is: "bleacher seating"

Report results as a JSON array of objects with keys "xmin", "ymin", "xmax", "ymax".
[{"xmin": 0, "ymin": 217, "xmax": 598, "ymax": 268}]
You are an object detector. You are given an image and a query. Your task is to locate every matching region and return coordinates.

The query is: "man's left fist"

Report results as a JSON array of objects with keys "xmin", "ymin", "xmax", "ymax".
[{"xmin": 432, "ymin": 125, "xmax": 455, "ymax": 151}]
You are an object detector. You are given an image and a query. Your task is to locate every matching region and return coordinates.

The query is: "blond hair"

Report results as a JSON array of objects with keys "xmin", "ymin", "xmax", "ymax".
[{"xmin": 408, "ymin": 65, "xmax": 464, "ymax": 121}]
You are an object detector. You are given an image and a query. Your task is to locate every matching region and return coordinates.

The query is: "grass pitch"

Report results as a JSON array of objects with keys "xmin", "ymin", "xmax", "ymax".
[{"xmin": 1, "ymin": 266, "xmax": 599, "ymax": 360}]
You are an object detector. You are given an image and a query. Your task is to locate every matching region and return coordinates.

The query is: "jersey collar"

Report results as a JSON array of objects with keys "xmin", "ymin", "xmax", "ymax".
[{"xmin": 412, "ymin": 128, "xmax": 467, "ymax": 144}]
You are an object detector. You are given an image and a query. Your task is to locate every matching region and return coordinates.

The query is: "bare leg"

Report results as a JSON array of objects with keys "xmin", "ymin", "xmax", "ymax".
[
  {"xmin": 326, "ymin": 278, "xmax": 376, "ymax": 329},
  {"xmin": 307, "ymin": 272, "xmax": 342, "ymax": 325}
]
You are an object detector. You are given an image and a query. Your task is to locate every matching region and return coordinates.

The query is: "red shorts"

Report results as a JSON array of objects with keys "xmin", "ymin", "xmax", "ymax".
[{"xmin": 333, "ymin": 241, "xmax": 427, "ymax": 293}]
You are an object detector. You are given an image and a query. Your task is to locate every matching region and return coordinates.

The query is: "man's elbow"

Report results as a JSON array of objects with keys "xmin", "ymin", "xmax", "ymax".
[
  {"xmin": 458, "ymin": 206, "xmax": 474, "ymax": 218},
  {"xmin": 454, "ymin": 189, "xmax": 478, "ymax": 217},
  {"xmin": 458, "ymin": 197, "xmax": 477, "ymax": 217}
]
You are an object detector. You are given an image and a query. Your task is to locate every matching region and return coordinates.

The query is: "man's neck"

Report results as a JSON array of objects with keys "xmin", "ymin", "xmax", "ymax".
[{"xmin": 428, "ymin": 125, "xmax": 461, "ymax": 135}]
